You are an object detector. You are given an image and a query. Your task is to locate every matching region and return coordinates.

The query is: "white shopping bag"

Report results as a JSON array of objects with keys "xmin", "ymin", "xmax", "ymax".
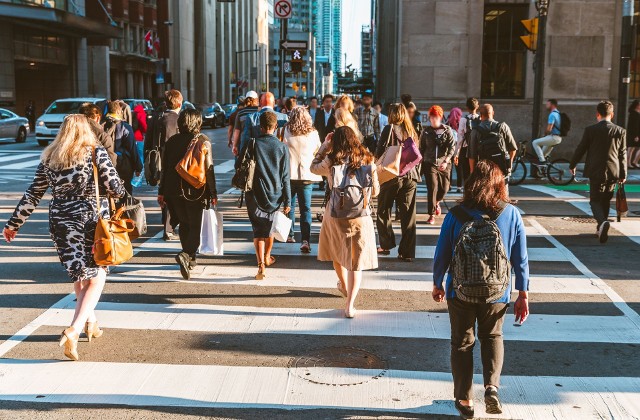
[
  {"xmin": 270, "ymin": 211, "xmax": 292, "ymax": 243},
  {"xmin": 199, "ymin": 208, "xmax": 224, "ymax": 255}
]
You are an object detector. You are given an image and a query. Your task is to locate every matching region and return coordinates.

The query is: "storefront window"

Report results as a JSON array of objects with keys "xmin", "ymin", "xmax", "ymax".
[{"xmin": 481, "ymin": 4, "xmax": 528, "ymax": 99}]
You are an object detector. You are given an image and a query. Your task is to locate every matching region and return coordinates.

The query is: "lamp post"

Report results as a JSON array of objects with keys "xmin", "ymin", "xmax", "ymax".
[
  {"xmin": 618, "ymin": 0, "xmax": 635, "ymax": 127},
  {"xmin": 531, "ymin": 0, "xmax": 549, "ymax": 140}
]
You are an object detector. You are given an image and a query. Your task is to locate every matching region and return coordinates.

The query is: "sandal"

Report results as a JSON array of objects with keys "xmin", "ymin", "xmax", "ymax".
[
  {"xmin": 377, "ymin": 248, "xmax": 390, "ymax": 255},
  {"xmin": 265, "ymin": 255, "xmax": 276, "ymax": 267},
  {"xmin": 255, "ymin": 263, "xmax": 266, "ymax": 280}
]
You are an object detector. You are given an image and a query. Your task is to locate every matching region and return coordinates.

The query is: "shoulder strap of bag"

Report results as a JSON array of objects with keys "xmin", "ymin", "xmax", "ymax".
[
  {"xmin": 92, "ymin": 148, "xmax": 100, "ymax": 210},
  {"xmin": 450, "ymin": 205, "xmax": 474, "ymax": 224}
]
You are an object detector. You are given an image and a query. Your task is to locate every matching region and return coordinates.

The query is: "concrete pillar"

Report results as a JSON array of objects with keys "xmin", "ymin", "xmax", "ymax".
[
  {"xmin": 76, "ymin": 38, "xmax": 89, "ymax": 96},
  {"xmin": 0, "ymin": 25, "xmax": 16, "ymax": 108},
  {"xmin": 88, "ymin": 45, "xmax": 110, "ymax": 98},
  {"xmin": 126, "ymin": 71, "xmax": 134, "ymax": 97}
]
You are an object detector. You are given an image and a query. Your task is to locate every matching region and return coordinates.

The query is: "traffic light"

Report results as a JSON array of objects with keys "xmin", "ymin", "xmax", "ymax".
[{"xmin": 520, "ymin": 18, "xmax": 539, "ymax": 51}]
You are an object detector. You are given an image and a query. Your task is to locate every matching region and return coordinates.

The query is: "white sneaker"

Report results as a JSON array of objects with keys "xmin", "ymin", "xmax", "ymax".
[{"xmin": 598, "ymin": 221, "xmax": 610, "ymax": 244}]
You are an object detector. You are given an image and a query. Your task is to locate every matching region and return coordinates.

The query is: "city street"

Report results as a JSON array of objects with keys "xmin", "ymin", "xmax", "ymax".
[{"xmin": 0, "ymin": 129, "xmax": 639, "ymax": 419}]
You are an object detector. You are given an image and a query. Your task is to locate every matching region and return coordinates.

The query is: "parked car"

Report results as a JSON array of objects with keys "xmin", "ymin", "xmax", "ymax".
[
  {"xmin": 222, "ymin": 103, "xmax": 237, "ymax": 124},
  {"xmin": 200, "ymin": 103, "xmax": 226, "ymax": 128},
  {"xmin": 0, "ymin": 108, "xmax": 29, "ymax": 143},
  {"xmin": 35, "ymin": 97, "xmax": 107, "ymax": 146},
  {"xmin": 181, "ymin": 101, "xmax": 196, "ymax": 111},
  {"xmin": 123, "ymin": 99, "xmax": 154, "ymax": 124}
]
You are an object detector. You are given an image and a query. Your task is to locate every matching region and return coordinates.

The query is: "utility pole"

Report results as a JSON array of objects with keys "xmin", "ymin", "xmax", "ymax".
[
  {"xmin": 531, "ymin": 0, "xmax": 549, "ymax": 139},
  {"xmin": 280, "ymin": 20, "xmax": 288, "ymax": 99},
  {"xmin": 618, "ymin": 0, "xmax": 635, "ymax": 127}
]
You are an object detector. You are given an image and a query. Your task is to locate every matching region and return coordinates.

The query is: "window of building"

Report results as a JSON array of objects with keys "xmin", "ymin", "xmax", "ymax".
[
  {"xmin": 481, "ymin": 4, "xmax": 528, "ymax": 99},
  {"xmin": 630, "ymin": 1, "xmax": 640, "ymax": 98}
]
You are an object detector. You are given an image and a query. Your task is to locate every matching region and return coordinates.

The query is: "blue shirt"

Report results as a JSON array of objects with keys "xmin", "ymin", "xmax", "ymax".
[
  {"xmin": 241, "ymin": 107, "xmax": 289, "ymax": 152},
  {"xmin": 433, "ymin": 204, "xmax": 529, "ymax": 303},
  {"xmin": 549, "ymin": 110, "xmax": 562, "ymax": 136}
]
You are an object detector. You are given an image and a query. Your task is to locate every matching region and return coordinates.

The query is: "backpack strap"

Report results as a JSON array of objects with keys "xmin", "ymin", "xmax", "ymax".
[
  {"xmin": 450, "ymin": 205, "xmax": 474, "ymax": 224},
  {"xmin": 488, "ymin": 201, "xmax": 508, "ymax": 220}
]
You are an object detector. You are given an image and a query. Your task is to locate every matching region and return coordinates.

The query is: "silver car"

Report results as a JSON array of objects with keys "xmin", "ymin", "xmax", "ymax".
[{"xmin": 0, "ymin": 108, "xmax": 29, "ymax": 143}]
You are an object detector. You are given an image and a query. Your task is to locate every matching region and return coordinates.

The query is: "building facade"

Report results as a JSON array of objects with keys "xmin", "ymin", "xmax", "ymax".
[
  {"xmin": 316, "ymin": 0, "xmax": 342, "ymax": 89},
  {"xmin": 361, "ymin": 25, "xmax": 372, "ymax": 76},
  {"xmin": 376, "ymin": 0, "xmax": 637, "ymax": 157}
]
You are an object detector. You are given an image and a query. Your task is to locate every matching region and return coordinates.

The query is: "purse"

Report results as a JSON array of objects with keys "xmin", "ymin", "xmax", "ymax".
[
  {"xmin": 232, "ymin": 138, "xmax": 256, "ymax": 192},
  {"xmin": 616, "ymin": 182, "xmax": 628, "ymax": 222},
  {"xmin": 176, "ymin": 134, "xmax": 208, "ymax": 189},
  {"xmin": 115, "ymin": 193, "xmax": 147, "ymax": 240},
  {"xmin": 399, "ymin": 136, "xmax": 422, "ymax": 176},
  {"xmin": 375, "ymin": 126, "xmax": 402, "ymax": 185},
  {"xmin": 92, "ymin": 149, "xmax": 135, "ymax": 266}
]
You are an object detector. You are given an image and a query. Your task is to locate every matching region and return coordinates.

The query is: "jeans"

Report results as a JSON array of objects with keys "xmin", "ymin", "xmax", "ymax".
[
  {"xmin": 532, "ymin": 135, "xmax": 562, "ymax": 162},
  {"xmin": 425, "ymin": 164, "xmax": 451, "ymax": 216},
  {"xmin": 589, "ymin": 179, "xmax": 616, "ymax": 227},
  {"xmin": 447, "ymin": 298, "xmax": 508, "ymax": 401},
  {"xmin": 136, "ymin": 141, "xmax": 145, "ymax": 167},
  {"xmin": 376, "ymin": 177, "xmax": 417, "ymax": 258},
  {"xmin": 289, "ymin": 182, "xmax": 314, "ymax": 242}
]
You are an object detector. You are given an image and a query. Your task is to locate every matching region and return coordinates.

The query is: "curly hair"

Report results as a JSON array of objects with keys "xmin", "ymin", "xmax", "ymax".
[
  {"xmin": 286, "ymin": 107, "xmax": 316, "ymax": 136},
  {"xmin": 327, "ymin": 126, "xmax": 373, "ymax": 171}
]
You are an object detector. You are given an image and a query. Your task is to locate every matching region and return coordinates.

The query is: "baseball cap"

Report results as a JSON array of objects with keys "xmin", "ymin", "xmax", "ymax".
[{"xmin": 246, "ymin": 90, "xmax": 259, "ymax": 99}]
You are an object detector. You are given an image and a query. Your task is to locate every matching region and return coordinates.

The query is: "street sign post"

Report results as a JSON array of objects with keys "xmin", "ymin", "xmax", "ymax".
[
  {"xmin": 283, "ymin": 62, "xmax": 291, "ymax": 72},
  {"xmin": 280, "ymin": 40, "xmax": 308, "ymax": 50},
  {"xmin": 275, "ymin": 0, "xmax": 292, "ymax": 19}
]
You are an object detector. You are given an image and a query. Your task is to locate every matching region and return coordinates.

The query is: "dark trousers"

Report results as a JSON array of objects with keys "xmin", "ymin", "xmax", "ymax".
[
  {"xmin": 425, "ymin": 164, "xmax": 451, "ymax": 215},
  {"xmin": 364, "ymin": 135, "xmax": 377, "ymax": 154},
  {"xmin": 455, "ymin": 148, "xmax": 470, "ymax": 188},
  {"xmin": 589, "ymin": 179, "xmax": 616, "ymax": 227},
  {"xmin": 447, "ymin": 298, "xmax": 508, "ymax": 401},
  {"xmin": 167, "ymin": 197, "xmax": 204, "ymax": 257},
  {"xmin": 376, "ymin": 177, "xmax": 417, "ymax": 258}
]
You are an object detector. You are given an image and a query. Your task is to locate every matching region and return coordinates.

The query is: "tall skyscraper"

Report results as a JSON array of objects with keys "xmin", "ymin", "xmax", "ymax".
[{"xmin": 316, "ymin": 0, "xmax": 342, "ymax": 77}]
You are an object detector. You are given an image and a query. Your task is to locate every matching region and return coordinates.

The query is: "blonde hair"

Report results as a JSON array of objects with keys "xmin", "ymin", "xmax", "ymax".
[
  {"xmin": 334, "ymin": 94, "xmax": 354, "ymax": 114},
  {"xmin": 388, "ymin": 103, "xmax": 417, "ymax": 140},
  {"xmin": 42, "ymin": 115, "xmax": 97, "ymax": 171},
  {"xmin": 287, "ymin": 107, "xmax": 316, "ymax": 136},
  {"xmin": 334, "ymin": 108, "xmax": 362, "ymax": 140}
]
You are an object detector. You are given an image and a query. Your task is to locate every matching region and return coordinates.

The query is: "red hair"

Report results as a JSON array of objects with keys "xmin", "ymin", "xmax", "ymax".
[{"xmin": 428, "ymin": 105, "xmax": 444, "ymax": 118}]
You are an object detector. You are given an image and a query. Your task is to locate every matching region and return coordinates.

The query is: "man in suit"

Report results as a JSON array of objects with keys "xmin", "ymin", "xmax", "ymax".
[
  {"xmin": 314, "ymin": 94, "xmax": 335, "ymax": 141},
  {"xmin": 570, "ymin": 100, "xmax": 627, "ymax": 244}
]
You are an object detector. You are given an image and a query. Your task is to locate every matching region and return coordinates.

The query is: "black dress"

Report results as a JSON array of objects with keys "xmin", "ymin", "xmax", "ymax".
[{"xmin": 627, "ymin": 110, "xmax": 640, "ymax": 147}]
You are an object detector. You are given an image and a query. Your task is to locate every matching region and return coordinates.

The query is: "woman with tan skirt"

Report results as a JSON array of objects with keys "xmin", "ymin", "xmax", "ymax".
[{"xmin": 311, "ymin": 126, "xmax": 380, "ymax": 318}]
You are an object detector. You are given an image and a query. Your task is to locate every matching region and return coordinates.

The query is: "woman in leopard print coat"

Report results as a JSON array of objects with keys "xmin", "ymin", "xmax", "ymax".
[{"xmin": 3, "ymin": 115, "xmax": 126, "ymax": 361}]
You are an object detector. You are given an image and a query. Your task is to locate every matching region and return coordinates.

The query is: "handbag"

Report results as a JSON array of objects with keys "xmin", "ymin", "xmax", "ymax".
[
  {"xmin": 92, "ymin": 149, "xmax": 135, "ymax": 266},
  {"xmin": 115, "ymin": 193, "xmax": 147, "ymax": 240},
  {"xmin": 616, "ymin": 182, "xmax": 628, "ymax": 222},
  {"xmin": 375, "ymin": 127, "xmax": 402, "ymax": 185},
  {"xmin": 232, "ymin": 138, "xmax": 256, "ymax": 192},
  {"xmin": 270, "ymin": 211, "xmax": 293, "ymax": 242},
  {"xmin": 144, "ymin": 147, "xmax": 162, "ymax": 186},
  {"xmin": 176, "ymin": 134, "xmax": 208, "ymax": 189},
  {"xmin": 199, "ymin": 207, "xmax": 224, "ymax": 255},
  {"xmin": 399, "ymin": 136, "xmax": 422, "ymax": 176}
]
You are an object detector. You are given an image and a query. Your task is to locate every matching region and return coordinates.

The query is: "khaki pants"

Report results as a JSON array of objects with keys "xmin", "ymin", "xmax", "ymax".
[{"xmin": 532, "ymin": 135, "xmax": 562, "ymax": 162}]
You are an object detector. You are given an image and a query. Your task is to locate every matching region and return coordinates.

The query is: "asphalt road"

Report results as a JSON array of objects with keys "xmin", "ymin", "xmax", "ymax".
[{"xmin": 0, "ymin": 129, "xmax": 639, "ymax": 420}]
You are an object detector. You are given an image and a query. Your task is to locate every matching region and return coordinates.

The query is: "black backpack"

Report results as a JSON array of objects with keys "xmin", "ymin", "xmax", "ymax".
[
  {"xmin": 559, "ymin": 112, "xmax": 571, "ymax": 137},
  {"xmin": 477, "ymin": 122, "xmax": 509, "ymax": 174},
  {"xmin": 450, "ymin": 204, "xmax": 510, "ymax": 303},
  {"xmin": 464, "ymin": 114, "xmax": 481, "ymax": 146}
]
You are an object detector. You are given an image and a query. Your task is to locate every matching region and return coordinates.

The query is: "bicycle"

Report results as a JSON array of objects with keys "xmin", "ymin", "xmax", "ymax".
[{"xmin": 509, "ymin": 140, "xmax": 575, "ymax": 186}]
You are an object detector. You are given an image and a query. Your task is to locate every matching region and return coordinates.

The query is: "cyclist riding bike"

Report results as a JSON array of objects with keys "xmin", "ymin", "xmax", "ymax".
[{"xmin": 532, "ymin": 99, "xmax": 563, "ymax": 170}]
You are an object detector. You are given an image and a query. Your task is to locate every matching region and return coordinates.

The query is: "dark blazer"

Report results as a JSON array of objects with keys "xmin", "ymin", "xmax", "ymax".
[
  {"xmin": 145, "ymin": 109, "xmax": 179, "ymax": 153},
  {"xmin": 571, "ymin": 120, "xmax": 627, "ymax": 181},
  {"xmin": 314, "ymin": 109, "xmax": 335, "ymax": 142}
]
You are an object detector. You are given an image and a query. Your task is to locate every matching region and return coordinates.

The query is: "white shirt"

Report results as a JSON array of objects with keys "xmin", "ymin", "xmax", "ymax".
[
  {"xmin": 284, "ymin": 128, "xmax": 323, "ymax": 182},
  {"xmin": 456, "ymin": 113, "xmax": 479, "ymax": 155},
  {"xmin": 379, "ymin": 113, "xmax": 389, "ymax": 128},
  {"xmin": 324, "ymin": 109, "xmax": 332, "ymax": 126}
]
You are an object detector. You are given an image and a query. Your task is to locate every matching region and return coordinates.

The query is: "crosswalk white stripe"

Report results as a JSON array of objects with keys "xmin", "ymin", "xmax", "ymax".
[
  {"xmin": 0, "ymin": 153, "xmax": 39, "ymax": 164},
  {"xmin": 0, "ymin": 360, "xmax": 637, "ymax": 418},
  {"xmin": 40, "ymin": 301, "xmax": 640, "ymax": 343},
  {"xmin": 110, "ymin": 265, "xmax": 604, "ymax": 294},
  {"xmin": 214, "ymin": 159, "xmax": 236, "ymax": 173},
  {"xmin": 1, "ymin": 159, "xmax": 41, "ymax": 170}
]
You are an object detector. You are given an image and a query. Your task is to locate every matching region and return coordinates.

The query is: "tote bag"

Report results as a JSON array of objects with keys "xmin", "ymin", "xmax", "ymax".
[
  {"xmin": 375, "ymin": 127, "xmax": 402, "ymax": 185},
  {"xmin": 399, "ymin": 137, "xmax": 422, "ymax": 176},
  {"xmin": 116, "ymin": 194, "xmax": 147, "ymax": 240},
  {"xmin": 199, "ymin": 208, "xmax": 224, "ymax": 255},
  {"xmin": 270, "ymin": 211, "xmax": 292, "ymax": 243}
]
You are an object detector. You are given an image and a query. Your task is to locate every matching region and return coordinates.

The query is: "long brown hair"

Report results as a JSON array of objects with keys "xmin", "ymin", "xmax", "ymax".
[
  {"xmin": 387, "ymin": 103, "xmax": 417, "ymax": 140},
  {"xmin": 328, "ymin": 126, "xmax": 373, "ymax": 171},
  {"xmin": 461, "ymin": 160, "xmax": 508, "ymax": 213}
]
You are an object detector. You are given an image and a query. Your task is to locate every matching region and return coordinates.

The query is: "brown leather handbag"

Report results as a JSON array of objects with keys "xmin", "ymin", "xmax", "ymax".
[
  {"xmin": 92, "ymin": 149, "xmax": 135, "ymax": 266},
  {"xmin": 176, "ymin": 134, "xmax": 208, "ymax": 189}
]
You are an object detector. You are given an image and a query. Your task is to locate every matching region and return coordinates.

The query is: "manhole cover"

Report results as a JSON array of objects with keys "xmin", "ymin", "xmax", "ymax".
[
  {"xmin": 561, "ymin": 216, "xmax": 594, "ymax": 224},
  {"xmin": 288, "ymin": 347, "xmax": 388, "ymax": 386}
]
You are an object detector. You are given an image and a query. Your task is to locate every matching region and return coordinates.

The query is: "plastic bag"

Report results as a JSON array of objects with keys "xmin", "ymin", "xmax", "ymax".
[
  {"xmin": 270, "ymin": 211, "xmax": 292, "ymax": 243},
  {"xmin": 199, "ymin": 208, "xmax": 224, "ymax": 255}
]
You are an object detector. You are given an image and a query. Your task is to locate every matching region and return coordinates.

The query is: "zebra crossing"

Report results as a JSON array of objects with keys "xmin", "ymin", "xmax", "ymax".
[
  {"xmin": 0, "ymin": 192, "xmax": 639, "ymax": 419},
  {"xmin": 0, "ymin": 151, "xmax": 42, "ymax": 172}
]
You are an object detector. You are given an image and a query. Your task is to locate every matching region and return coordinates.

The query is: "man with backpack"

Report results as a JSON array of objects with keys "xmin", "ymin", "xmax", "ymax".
[
  {"xmin": 103, "ymin": 101, "xmax": 142, "ymax": 194},
  {"xmin": 532, "ymin": 99, "xmax": 568, "ymax": 166},
  {"xmin": 468, "ymin": 104, "xmax": 518, "ymax": 180},
  {"xmin": 432, "ymin": 160, "xmax": 530, "ymax": 419},
  {"xmin": 455, "ymin": 98, "xmax": 481, "ymax": 192}
]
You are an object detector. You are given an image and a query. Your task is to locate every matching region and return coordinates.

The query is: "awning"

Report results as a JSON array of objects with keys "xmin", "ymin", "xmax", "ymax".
[{"xmin": 0, "ymin": 3, "xmax": 122, "ymax": 38}]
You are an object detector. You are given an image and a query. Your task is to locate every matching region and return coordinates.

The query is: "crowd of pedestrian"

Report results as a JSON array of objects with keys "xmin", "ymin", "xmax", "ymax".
[{"xmin": 1, "ymin": 86, "xmax": 630, "ymax": 419}]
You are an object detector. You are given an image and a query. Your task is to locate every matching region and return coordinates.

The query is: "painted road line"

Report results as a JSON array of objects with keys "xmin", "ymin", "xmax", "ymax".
[
  {"xmin": 110, "ymin": 265, "xmax": 604, "ymax": 295},
  {"xmin": 0, "ymin": 153, "xmax": 41, "ymax": 165},
  {"xmin": 528, "ymin": 218, "xmax": 640, "ymax": 330},
  {"xmin": 39, "ymin": 301, "xmax": 640, "ymax": 343},
  {"xmin": 2, "ymin": 159, "xmax": 41, "ymax": 170},
  {"xmin": 214, "ymin": 159, "xmax": 236, "ymax": 173},
  {"xmin": 0, "ymin": 360, "xmax": 638, "ymax": 418}
]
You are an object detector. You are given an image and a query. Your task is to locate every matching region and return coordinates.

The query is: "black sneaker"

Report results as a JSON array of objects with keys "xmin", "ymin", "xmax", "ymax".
[
  {"xmin": 175, "ymin": 252, "xmax": 190, "ymax": 280},
  {"xmin": 598, "ymin": 221, "xmax": 610, "ymax": 244},
  {"xmin": 455, "ymin": 400, "xmax": 474, "ymax": 419},
  {"xmin": 484, "ymin": 387, "xmax": 503, "ymax": 415}
]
